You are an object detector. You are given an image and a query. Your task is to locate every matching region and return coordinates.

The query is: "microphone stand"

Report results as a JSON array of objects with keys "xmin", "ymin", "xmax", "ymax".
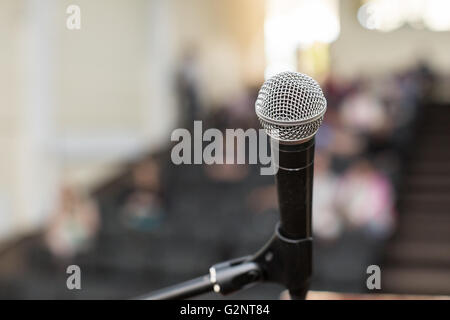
[{"xmin": 139, "ymin": 223, "xmax": 312, "ymax": 300}]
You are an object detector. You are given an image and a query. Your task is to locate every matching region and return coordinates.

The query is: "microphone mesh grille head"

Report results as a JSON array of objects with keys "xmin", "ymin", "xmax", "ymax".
[{"xmin": 255, "ymin": 71, "xmax": 327, "ymax": 143}]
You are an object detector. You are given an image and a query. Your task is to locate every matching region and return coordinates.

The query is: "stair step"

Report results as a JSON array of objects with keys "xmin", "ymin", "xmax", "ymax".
[
  {"xmin": 385, "ymin": 242, "xmax": 450, "ymax": 267},
  {"xmin": 405, "ymin": 175, "xmax": 450, "ymax": 183},
  {"xmin": 397, "ymin": 211, "xmax": 450, "ymax": 223},
  {"xmin": 396, "ymin": 219, "xmax": 450, "ymax": 236},
  {"xmin": 401, "ymin": 193, "xmax": 450, "ymax": 203},
  {"xmin": 408, "ymin": 162, "xmax": 450, "ymax": 174},
  {"xmin": 383, "ymin": 267, "xmax": 450, "ymax": 295},
  {"xmin": 400, "ymin": 202, "xmax": 450, "ymax": 214}
]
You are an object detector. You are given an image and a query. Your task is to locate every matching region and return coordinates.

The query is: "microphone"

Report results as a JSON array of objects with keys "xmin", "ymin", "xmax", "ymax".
[
  {"xmin": 254, "ymin": 71, "xmax": 327, "ymax": 298},
  {"xmin": 143, "ymin": 71, "xmax": 327, "ymax": 301}
]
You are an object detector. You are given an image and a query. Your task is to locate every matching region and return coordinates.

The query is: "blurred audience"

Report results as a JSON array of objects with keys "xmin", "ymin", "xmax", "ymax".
[{"xmin": 0, "ymin": 62, "xmax": 437, "ymax": 298}]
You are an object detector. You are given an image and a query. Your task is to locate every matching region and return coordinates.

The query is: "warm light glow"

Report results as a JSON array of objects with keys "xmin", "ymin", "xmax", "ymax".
[
  {"xmin": 358, "ymin": 0, "xmax": 450, "ymax": 32},
  {"xmin": 264, "ymin": 0, "xmax": 340, "ymax": 78},
  {"xmin": 297, "ymin": 43, "xmax": 331, "ymax": 82}
]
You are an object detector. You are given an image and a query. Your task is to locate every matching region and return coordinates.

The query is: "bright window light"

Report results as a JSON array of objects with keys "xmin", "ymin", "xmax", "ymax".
[
  {"xmin": 358, "ymin": 0, "xmax": 450, "ymax": 32},
  {"xmin": 264, "ymin": 0, "xmax": 340, "ymax": 78}
]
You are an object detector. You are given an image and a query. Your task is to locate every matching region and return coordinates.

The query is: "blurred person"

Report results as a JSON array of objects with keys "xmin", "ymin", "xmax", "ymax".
[
  {"xmin": 328, "ymin": 127, "xmax": 367, "ymax": 173},
  {"xmin": 203, "ymin": 134, "xmax": 250, "ymax": 183},
  {"xmin": 312, "ymin": 151, "xmax": 341, "ymax": 241},
  {"xmin": 224, "ymin": 87, "xmax": 258, "ymax": 130},
  {"xmin": 205, "ymin": 85, "xmax": 260, "ymax": 131},
  {"xmin": 176, "ymin": 47, "xmax": 203, "ymax": 127},
  {"xmin": 339, "ymin": 81, "xmax": 388, "ymax": 135},
  {"xmin": 322, "ymin": 73, "xmax": 353, "ymax": 112},
  {"xmin": 336, "ymin": 159, "xmax": 396, "ymax": 238},
  {"xmin": 45, "ymin": 186, "xmax": 100, "ymax": 259},
  {"xmin": 314, "ymin": 121, "xmax": 336, "ymax": 150},
  {"xmin": 412, "ymin": 62, "xmax": 437, "ymax": 101},
  {"xmin": 120, "ymin": 159, "xmax": 164, "ymax": 231}
]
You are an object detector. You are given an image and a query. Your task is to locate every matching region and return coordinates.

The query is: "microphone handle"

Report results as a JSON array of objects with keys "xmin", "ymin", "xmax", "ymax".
[{"xmin": 273, "ymin": 138, "xmax": 315, "ymax": 240}]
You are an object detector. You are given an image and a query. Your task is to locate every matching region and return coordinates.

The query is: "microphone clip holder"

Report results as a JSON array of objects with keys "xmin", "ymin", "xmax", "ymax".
[
  {"xmin": 252, "ymin": 222, "xmax": 312, "ymax": 299},
  {"xmin": 142, "ymin": 222, "xmax": 312, "ymax": 300}
]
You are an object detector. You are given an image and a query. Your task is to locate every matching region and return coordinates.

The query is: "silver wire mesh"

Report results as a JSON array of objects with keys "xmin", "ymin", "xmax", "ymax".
[{"xmin": 255, "ymin": 71, "xmax": 326, "ymax": 142}]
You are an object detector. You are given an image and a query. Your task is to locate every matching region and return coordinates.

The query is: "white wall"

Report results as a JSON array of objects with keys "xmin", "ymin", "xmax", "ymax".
[{"xmin": 0, "ymin": 0, "xmax": 180, "ymax": 240}]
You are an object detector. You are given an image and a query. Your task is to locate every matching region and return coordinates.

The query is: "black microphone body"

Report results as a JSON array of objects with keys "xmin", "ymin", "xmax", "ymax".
[
  {"xmin": 274, "ymin": 138, "xmax": 315, "ymax": 240},
  {"xmin": 266, "ymin": 138, "xmax": 315, "ymax": 299}
]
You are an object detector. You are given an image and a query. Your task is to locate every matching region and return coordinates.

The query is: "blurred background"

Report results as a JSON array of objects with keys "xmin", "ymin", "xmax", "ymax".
[{"xmin": 0, "ymin": 0, "xmax": 449, "ymax": 299}]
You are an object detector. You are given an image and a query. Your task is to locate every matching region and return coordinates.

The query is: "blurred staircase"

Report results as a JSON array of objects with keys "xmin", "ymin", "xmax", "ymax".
[{"xmin": 383, "ymin": 103, "xmax": 450, "ymax": 295}]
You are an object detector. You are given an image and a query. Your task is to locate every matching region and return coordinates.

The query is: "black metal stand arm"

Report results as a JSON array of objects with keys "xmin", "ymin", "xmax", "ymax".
[{"xmin": 140, "ymin": 223, "xmax": 312, "ymax": 300}]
